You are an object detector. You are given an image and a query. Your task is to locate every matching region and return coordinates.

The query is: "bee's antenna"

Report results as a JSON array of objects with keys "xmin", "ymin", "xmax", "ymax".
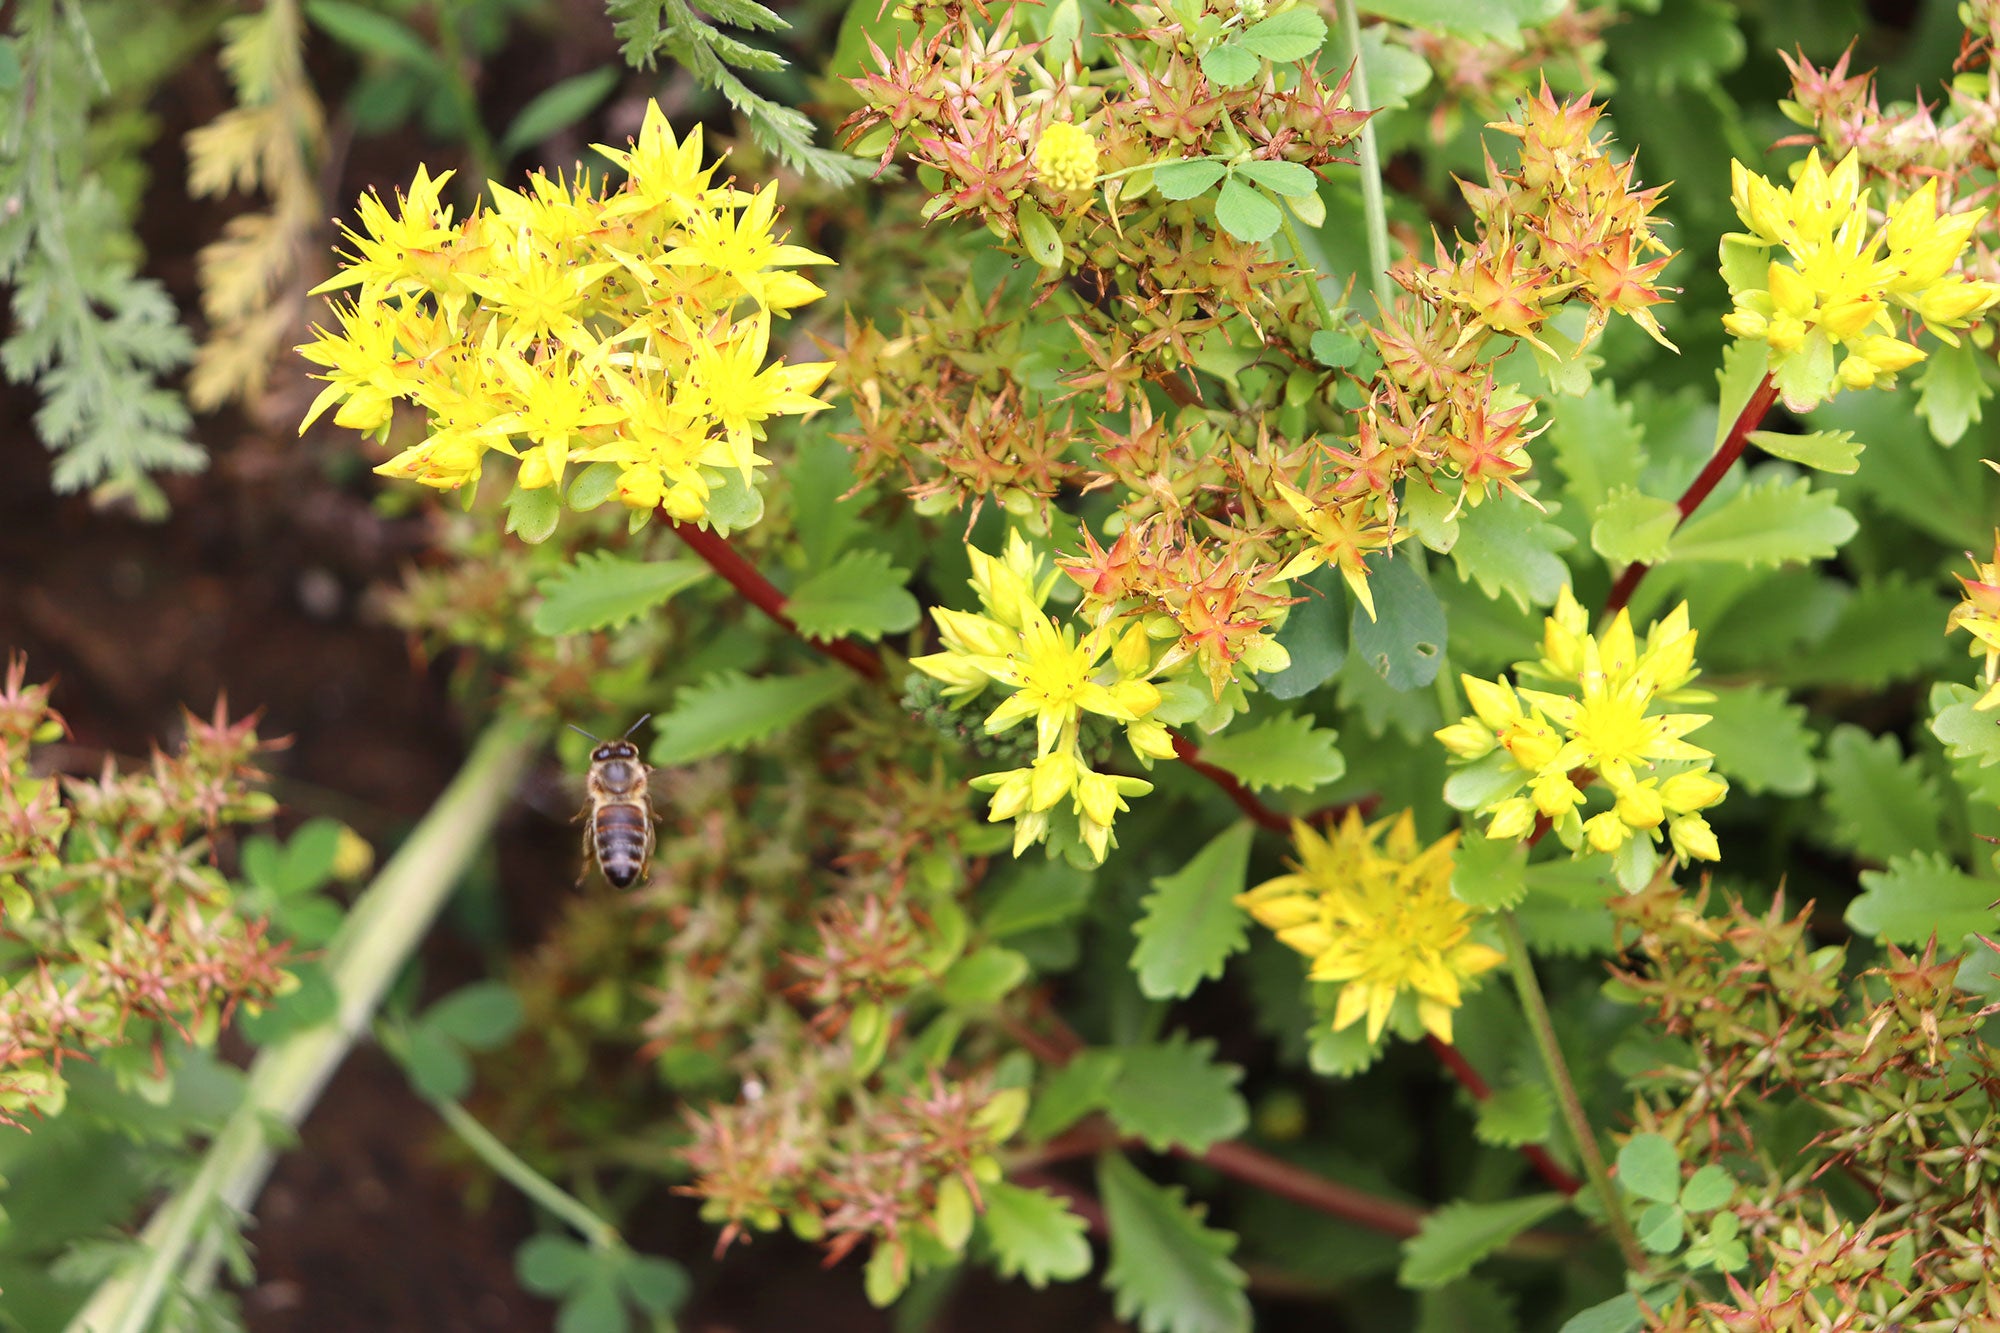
[
  {"xmin": 622, "ymin": 714, "xmax": 653, "ymax": 739},
  {"xmin": 568, "ymin": 723, "xmax": 605, "ymax": 743}
]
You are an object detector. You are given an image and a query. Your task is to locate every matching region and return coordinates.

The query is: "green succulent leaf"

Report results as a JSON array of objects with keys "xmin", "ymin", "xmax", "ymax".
[
  {"xmin": 1398, "ymin": 1194, "xmax": 1567, "ymax": 1289},
  {"xmin": 1132, "ymin": 822, "xmax": 1253, "ymax": 1000},
  {"xmin": 1098, "ymin": 1152, "xmax": 1251, "ymax": 1333},
  {"xmin": 785, "ymin": 548, "xmax": 921, "ymax": 641},
  {"xmin": 1665, "ymin": 475, "xmax": 1857, "ymax": 568},
  {"xmin": 533, "ymin": 553, "xmax": 709, "ymax": 635},
  {"xmin": 1197, "ymin": 715, "xmax": 1345, "ymax": 792},
  {"xmin": 651, "ymin": 668, "xmax": 855, "ymax": 764},
  {"xmin": 977, "ymin": 1181, "xmax": 1094, "ymax": 1288},
  {"xmin": 1698, "ymin": 685, "xmax": 1817, "ymax": 797},
  {"xmin": 1104, "ymin": 1036, "xmax": 1249, "ymax": 1153},
  {"xmin": 1818, "ymin": 726, "xmax": 1945, "ymax": 863}
]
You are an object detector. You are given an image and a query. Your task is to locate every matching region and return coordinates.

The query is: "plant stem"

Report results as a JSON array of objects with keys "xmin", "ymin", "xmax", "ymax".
[
  {"xmin": 1601, "ymin": 371, "xmax": 1780, "ymax": 618},
  {"xmin": 67, "ymin": 715, "xmax": 544, "ymax": 1333},
  {"xmin": 1498, "ymin": 912, "xmax": 1647, "ymax": 1274},
  {"xmin": 434, "ymin": 1093, "xmax": 622, "ymax": 1249},
  {"xmin": 669, "ymin": 518, "xmax": 887, "ymax": 681},
  {"xmin": 1278, "ymin": 210, "xmax": 1337, "ymax": 331},
  {"xmin": 1338, "ymin": 0, "xmax": 1394, "ymax": 313},
  {"xmin": 1424, "ymin": 1035, "xmax": 1582, "ymax": 1195}
]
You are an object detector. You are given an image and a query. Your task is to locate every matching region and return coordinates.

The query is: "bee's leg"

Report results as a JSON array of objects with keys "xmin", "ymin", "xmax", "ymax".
[{"xmin": 576, "ymin": 821, "xmax": 594, "ymax": 888}]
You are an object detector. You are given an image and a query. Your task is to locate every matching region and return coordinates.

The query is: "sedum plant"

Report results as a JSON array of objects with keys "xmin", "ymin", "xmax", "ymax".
[{"xmin": 20, "ymin": 2, "xmax": 2000, "ymax": 1332}]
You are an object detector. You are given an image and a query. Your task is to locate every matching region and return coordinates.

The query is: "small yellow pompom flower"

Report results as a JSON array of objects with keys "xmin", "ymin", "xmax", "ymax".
[
  {"xmin": 1238, "ymin": 811, "xmax": 1504, "ymax": 1045},
  {"xmin": 1949, "ymin": 532, "xmax": 2000, "ymax": 711},
  {"xmin": 1436, "ymin": 587, "xmax": 1727, "ymax": 863},
  {"xmin": 1033, "ymin": 121, "xmax": 1100, "ymax": 194}
]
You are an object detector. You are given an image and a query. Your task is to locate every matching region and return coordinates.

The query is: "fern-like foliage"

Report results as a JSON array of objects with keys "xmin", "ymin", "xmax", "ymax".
[
  {"xmin": 0, "ymin": 0, "xmax": 203, "ymax": 510},
  {"xmin": 184, "ymin": 0, "xmax": 326, "ymax": 411},
  {"xmin": 606, "ymin": 0, "xmax": 865, "ymax": 184}
]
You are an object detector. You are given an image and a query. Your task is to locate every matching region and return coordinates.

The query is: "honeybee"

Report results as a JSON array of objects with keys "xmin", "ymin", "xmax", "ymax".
[{"xmin": 570, "ymin": 717, "xmax": 656, "ymax": 888}]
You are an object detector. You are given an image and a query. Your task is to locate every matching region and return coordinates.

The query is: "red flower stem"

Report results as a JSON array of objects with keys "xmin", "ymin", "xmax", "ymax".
[
  {"xmin": 1426, "ymin": 1035, "xmax": 1582, "ymax": 1195},
  {"xmin": 1602, "ymin": 371, "xmax": 1781, "ymax": 618},
  {"xmin": 1171, "ymin": 731, "xmax": 1294, "ymax": 833},
  {"xmin": 668, "ymin": 519, "xmax": 886, "ymax": 682}
]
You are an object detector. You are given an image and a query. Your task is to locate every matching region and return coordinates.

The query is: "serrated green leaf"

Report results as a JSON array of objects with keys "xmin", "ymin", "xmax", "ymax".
[
  {"xmin": 1590, "ymin": 487, "xmax": 1680, "ymax": 566},
  {"xmin": 422, "ymin": 983, "xmax": 524, "ymax": 1051},
  {"xmin": 1352, "ymin": 552, "xmax": 1447, "ymax": 690},
  {"xmin": 1398, "ymin": 1194, "xmax": 1567, "ymax": 1289},
  {"xmin": 1104, "ymin": 1036, "xmax": 1248, "ymax": 1153},
  {"xmin": 1931, "ymin": 681, "xmax": 2000, "ymax": 769},
  {"xmin": 786, "ymin": 549, "xmax": 919, "ymax": 641},
  {"xmin": 1132, "ymin": 822, "xmax": 1253, "ymax": 999},
  {"xmin": 1451, "ymin": 830, "xmax": 1527, "ymax": 910},
  {"xmin": 1818, "ymin": 726, "xmax": 1944, "ymax": 863},
  {"xmin": 1155, "ymin": 159, "xmax": 1226, "ymax": 200},
  {"xmin": 1200, "ymin": 40, "xmax": 1260, "ymax": 87},
  {"xmin": 1239, "ymin": 9, "xmax": 1327, "ymax": 59},
  {"xmin": 1847, "ymin": 852, "xmax": 1999, "ymax": 946},
  {"xmin": 1473, "ymin": 1082, "xmax": 1553, "ymax": 1148},
  {"xmin": 532, "ymin": 553, "xmax": 709, "ymax": 635},
  {"xmin": 1450, "ymin": 494, "xmax": 1573, "ymax": 611},
  {"xmin": 1214, "ymin": 179, "xmax": 1280, "ymax": 241},
  {"xmin": 977, "ymin": 1181, "xmax": 1094, "ymax": 1287},
  {"xmin": 1602, "ymin": 0, "xmax": 1743, "ymax": 91},
  {"xmin": 1197, "ymin": 716, "xmax": 1344, "ymax": 792},
  {"xmin": 1699, "ymin": 686, "xmax": 1816, "ymax": 797},
  {"xmin": 1666, "ymin": 475, "xmax": 1856, "ymax": 568},
  {"xmin": 499, "ymin": 67, "xmax": 619, "ymax": 158},
  {"xmin": 1616, "ymin": 1132, "xmax": 1681, "ymax": 1202},
  {"xmin": 1549, "ymin": 383, "xmax": 1646, "ymax": 513},
  {"xmin": 1915, "ymin": 337, "xmax": 1991, "ymax": 445},
  {"xmin": 651, "ymin": 668, "xmax": 854, "ymax": 764},
  {"xmin": 1746, "ymin": 427, "xmax": 1861, "ymax": 474},
  {"xmin": 1025, "ymin": 1049, "xmax": 1122, "ymax": 1141},
  {"xmin": 1231, "ymin": 159, "xmax": 1316, "ymax": 197},
  {"xmin": 1772, "ymin": 576, "xmax": 1952, "ymax": 689},
  {"xmin": 1098, "ymin": 1153, "xmax": 1250, "ymax": 1333}
]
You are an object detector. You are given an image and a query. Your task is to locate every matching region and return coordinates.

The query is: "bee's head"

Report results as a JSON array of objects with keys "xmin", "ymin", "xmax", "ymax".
[{"xmin": 592, "ymin": 740, "xmax": 639, "ymax": 763}]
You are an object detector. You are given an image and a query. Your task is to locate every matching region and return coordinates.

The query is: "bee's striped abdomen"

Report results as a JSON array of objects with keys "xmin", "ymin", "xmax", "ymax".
[{"xmin": 593, "ymin": 801, "xmax": 653, "ymax": 888}]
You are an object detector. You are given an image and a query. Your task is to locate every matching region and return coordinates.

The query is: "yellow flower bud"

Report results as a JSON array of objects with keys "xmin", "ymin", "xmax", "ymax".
[
  {"xmin": 1584, "ymin": 811, "xmax": 1628, "ymax": 853},
  {"xmin": 1669, "ymin": 812, "xmax": 1720, "ymax": 862},
  {"xmin": 1033, "ymin": 121, "xmax": 1100, "ymax": 194}
]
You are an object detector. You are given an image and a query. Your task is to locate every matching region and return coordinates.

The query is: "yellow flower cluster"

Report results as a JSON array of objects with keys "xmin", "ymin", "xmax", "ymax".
[
  {"xmin": 1032, "ymin": 121, "xmax": 1100, "ymax": 194},
  {"xmin": 1238, "ymin": 811, "xmax": 1503, "ymax": 1045},
  {"xmin": 298, "ymin": 103, "xmax": 835, "ymax": 522},
  {"xmin": 1436, "ymin": 588, "xmax": 1727, "ymax": 863},
  {"xmin": 912, "ymin": 532, "xmax": 1174, "ymax": 863},
  {"xmin": 1721, "ymin": 149, "xmax": 1999, "ymax": 407},
  {"xmin": 1948, "ymin": 532, "xmax": 2000, "ymax": 711}
]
